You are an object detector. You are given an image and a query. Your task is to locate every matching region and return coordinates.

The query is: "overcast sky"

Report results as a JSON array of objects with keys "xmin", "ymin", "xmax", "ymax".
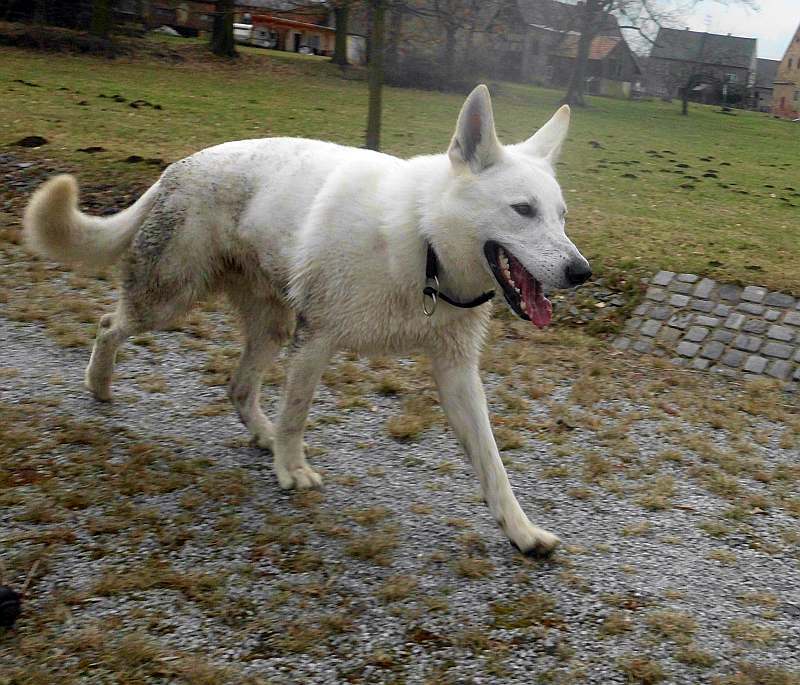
[{"xmin": 682, "ymin": 0, "xmax": 798, "ymax": 60}]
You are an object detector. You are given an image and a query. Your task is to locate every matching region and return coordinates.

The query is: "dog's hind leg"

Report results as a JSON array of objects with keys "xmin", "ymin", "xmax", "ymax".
[
  {"xmin": 86, "ymin": 263, "xmax": 202, "ymax": 401},
  {"xmin": 432, "ymin": 354, "xmax": 560, "ymax": 558},
  {"xmin": 272, "ymin": 335, "xmax": 332, "ymax": 490},
  {"xmin": 85, "ymin": 305, "xmax": 139, "ymax": 401},
  {"xmin": 225, "ymin": 282, "xmax": 293, "ymax": 449}
]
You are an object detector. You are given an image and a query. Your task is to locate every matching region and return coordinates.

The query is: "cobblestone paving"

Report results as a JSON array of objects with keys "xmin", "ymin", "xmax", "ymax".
[{"xmin": 615, "ymin": 272, "xmax": 800, "ymax": 384}]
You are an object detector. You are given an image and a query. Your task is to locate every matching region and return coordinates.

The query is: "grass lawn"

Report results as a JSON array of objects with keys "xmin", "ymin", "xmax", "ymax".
[{"xmin": 1, "ymin": 38, "xmax": 799, "ymax": 291}]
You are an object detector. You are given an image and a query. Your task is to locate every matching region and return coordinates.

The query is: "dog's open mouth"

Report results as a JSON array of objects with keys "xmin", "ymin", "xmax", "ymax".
[{"xmin": 484, "ymin": 241, "xmax": 552, "ymax": 328}]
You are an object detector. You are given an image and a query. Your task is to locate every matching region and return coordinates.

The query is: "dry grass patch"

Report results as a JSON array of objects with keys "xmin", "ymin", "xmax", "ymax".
[
  {"xmin": 582, "ymin": 451, "xmax": 613, "ymax": 483},
  {"xmin": 454, "ymin": 556, "xmax": 494, "ymax": 579},
  {"xmin": 636, "ymin": 475, "xmax": 676, "ymax": 511},
  {"xmin": 348, "ymin": 506, "xmax": 391, "ymax": 527},
  {"xmin": 727, "ymin": 619, "xmax": 779, "ymax": 646},
  {"xmin": 699, "ymin": 519, "xmax": 734, "ymax": 538},
  {"xmin": 619, "ymin": 656, "xmax": 667, "ymax": 684},
  {"xmin": 622, "ymin": 521, "xmax": 651, "ymax": 537},
  {"xmin": 736, "ymin": 592, "xmax": 779, "ymax": 608},
  {"xmin": 711, "ymin": 661, "xmax": 800, "ymax": 685},
  {"xmin": 645, "ymin": 609, "xmax": 696, "ymax": 643},
  {"xmin": 274, "ymin": 549, "xmax": 324, "ymax": 574},
  {"xmin": 494, "ymin": 426, "xmax": 525, "ymax": 451},
  {"xmin": 491, "ymin": 592, "xmax": 561, "ymax": 630},
  {"xmin": 599, "ymin": 610, "xmax": 634, "ymax": 637},
  {"xmin": 374, "ymin": 374, "xmax": 407, "ymax": 396},
  {"xmin": 376, "ymin": 574, "xmax": 418, "ymax": 602},
  {"xmin": 675, "ymin": 643, "xmax": 717, "ymax": 668},
  {"xmin": 345, "ymin": 528, "xmax": 398, "ymax": 565},
  {"xmin": 386, "ymin": 413, "xmax": 426, "ymax": 440},
  {"xmin": 708, "ymin": 549, "xmax": 737, "ymax": 565},
  {"xmin": 91, "ymin": 558, "xmax": 225, "ymax": 607}
]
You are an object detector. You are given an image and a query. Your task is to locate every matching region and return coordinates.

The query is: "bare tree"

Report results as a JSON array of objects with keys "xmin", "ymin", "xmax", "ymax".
[
  {"xmin": 365, "ymin": 0, "xmax": 386, "ymax": 149},
  {"xmin": 331, "ymin": 0, "xmax": 351, "ymax": 65},
  {"xmin": 211, "ymin": 0, "xmax": 237, "ymax": 57}
]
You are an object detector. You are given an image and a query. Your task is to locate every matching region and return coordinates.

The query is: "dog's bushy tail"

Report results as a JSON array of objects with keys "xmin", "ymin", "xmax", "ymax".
[{"xmin": 23, "ymin": 174, "xmax": 160, "ymax": 268}]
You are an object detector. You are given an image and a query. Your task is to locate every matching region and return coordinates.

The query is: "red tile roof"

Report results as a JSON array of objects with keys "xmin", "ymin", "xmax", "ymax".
[{"xmin": 552, "ymin": 35, "xmax": 622, "ymax": 61}]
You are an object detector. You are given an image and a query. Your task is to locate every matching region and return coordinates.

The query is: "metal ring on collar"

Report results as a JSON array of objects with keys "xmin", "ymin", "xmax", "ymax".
[{"xmin": 423, "ymin": 275, "xmax": 439, "ymax": 316}]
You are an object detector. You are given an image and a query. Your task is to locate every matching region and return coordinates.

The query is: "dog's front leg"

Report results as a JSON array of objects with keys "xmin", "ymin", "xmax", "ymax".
[
  {"xmin": 432, "ymin": 355, "xmax": 560, "ymax": 557},
  {"xmin": 273, "ymin": 336, "xmax": 332, "ymax": 490}
]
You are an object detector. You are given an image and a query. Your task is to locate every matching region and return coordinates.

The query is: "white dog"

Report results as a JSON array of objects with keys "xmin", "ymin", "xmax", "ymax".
[{"xmin": 24, "ymin": 85, "xmax": 590, "ymax": 556}]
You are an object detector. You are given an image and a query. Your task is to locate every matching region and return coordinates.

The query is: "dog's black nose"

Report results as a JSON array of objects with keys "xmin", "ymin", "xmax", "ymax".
[{"xmin": 565, "ymin": 260, "xmax": 592, "ymax": 287}]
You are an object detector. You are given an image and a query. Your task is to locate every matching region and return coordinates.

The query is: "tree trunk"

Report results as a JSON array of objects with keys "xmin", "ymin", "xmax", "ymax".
[
  {"xmin": 332, "ymin": 1, "xmax": 349, "ymax": 66},
  {"xmin": 211, "ymin": 0, "xmax": 237, "ymax": 58},
  {"xmin": 365, "ymin": 0, "xmax": 386, "ymax": 151},
  {"xmin": 560, "ymin": 0, "xmax": 599, "ymax": 107},
  {"xmin": 90, "ymin": 0, "xmax": 112, "ymax": 38},
  {"xmin": 681, "ymin": 73, "xmax": 698, "ymax": 115}
]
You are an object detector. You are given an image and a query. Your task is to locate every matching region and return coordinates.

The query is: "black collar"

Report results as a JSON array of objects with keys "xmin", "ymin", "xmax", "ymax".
[{"xmin": 423, "ymin": 243, "xmax": 495, "ymax": 315}]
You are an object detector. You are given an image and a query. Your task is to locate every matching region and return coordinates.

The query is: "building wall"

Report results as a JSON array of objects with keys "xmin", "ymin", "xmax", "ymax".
[
  {"xmin": 752, "ymin": 86, "xmax": 773, "ymax": 112},
  {"xmin": 773, "ymin": 24, "xmax": 800, "ymax": 119},
  {"xmin": 649, "ymin": 57, "xmax": 751, "ymax": 103},
  {"xmin": 141, "ymin": 1, "xmax": 215, "ymax": 32}
]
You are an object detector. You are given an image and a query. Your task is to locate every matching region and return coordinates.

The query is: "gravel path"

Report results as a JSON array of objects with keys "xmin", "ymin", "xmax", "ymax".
[{"xmin": 2, "ymin": 308, "xmax": 799, "ymax": 684}]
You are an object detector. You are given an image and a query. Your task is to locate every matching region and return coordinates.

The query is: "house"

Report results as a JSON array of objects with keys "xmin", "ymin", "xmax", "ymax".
[
  {"xmin": 120, "ymin": 0, "xmax": 214, "ymax": 35},
  {"xmin": 752, "ymin": 58, "xmax": 779, "ymax": 112},
  {"xmin": 248, "ymin": 13, "xmax": 334, "ymax": 55},
  {"xmin": 471, "ymin": 0, "xmax": 638, "ymax": 95},
  {"xmin": 515, "ymin": 0, "xmax": 623, "ymax": 84},
  {"xmin": 548, "ymin": 34, "xmax": 641, "ymax": 96},
  {"xmin": 121, "ymin": 0, "xmax": 331, "ymax": 39},
  {"xmin": 773, "ymin": 21, "xmax": 800, "ymax": 119},
  {"xmin": 648, "ymin": 28, "xmax": 757, "ymax": 106}
]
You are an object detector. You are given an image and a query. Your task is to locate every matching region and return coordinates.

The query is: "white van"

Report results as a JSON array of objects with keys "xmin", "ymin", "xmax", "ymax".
[{"xmin": 233, "ymin": 23, "xmax": 252, "ymax": 45}]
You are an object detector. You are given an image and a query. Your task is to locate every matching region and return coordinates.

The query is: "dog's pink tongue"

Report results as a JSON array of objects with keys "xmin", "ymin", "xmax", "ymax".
[
  {"xmin": 520, "ymin": 276, "xmax": 552, "ymax": 328},
  {"xmin": 510, "ymin": 257, "xmax": 552, "ymax": 328},
  {"xmin": 528, "ymin": 288, "xmax": 552, "ymax": 328}
]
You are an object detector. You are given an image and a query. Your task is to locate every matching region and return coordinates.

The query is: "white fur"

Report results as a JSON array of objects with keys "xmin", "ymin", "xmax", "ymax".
[
  {"xmin": 23, "ymin": 85, "xmax": 589, "ymax": 556},
  {"xmin": 23, "ymin": 174, "xmax": 162, "ymax": 268}
]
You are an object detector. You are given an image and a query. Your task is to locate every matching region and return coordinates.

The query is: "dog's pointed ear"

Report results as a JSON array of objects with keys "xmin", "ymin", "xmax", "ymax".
[
  {"xmin": 448, "ymin": 84, "xmax": 502, "ymax": 173},
  {"xmin": 521, "ymin": 105, "xmax": 570, "ymax": 163}
]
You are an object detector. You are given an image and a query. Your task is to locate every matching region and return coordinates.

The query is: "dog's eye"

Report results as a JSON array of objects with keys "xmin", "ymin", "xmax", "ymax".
[
  {"xmin": 511, "ymin": 203, "xmax": 536, "ymax": 218},
  {"xmin": 561, "ymin": 209, "xmax": 568, "ymax": 221}
]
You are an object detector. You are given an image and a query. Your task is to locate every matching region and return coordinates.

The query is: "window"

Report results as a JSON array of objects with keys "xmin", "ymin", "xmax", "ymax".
[
  {"xmin": 795, "ymin": 90, "xmax": 800, "ymax": 102},
  {"xmin": 726, "ymin": 73, "xmax": 737, "ymax": 83},
  {"xmin": 790, "ymin": 58, "xmax": 794, "ymax": 69}
]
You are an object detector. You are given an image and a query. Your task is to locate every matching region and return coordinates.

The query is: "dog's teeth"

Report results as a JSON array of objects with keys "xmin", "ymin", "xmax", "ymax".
[{"xmin": 514, "ymin": 286, "xmax": 521, "ymax": 294}]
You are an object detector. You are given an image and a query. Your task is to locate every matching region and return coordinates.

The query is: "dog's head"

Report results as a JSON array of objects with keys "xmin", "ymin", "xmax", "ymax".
[{"xmin": 433, "ymin": 84, "xmax": 591, "ymax": 328}]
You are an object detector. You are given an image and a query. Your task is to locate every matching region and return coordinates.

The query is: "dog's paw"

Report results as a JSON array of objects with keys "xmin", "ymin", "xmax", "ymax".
[
  {"xmin": 509, "ymin": 527, "xmax": 560, "ymax": 560},
  {"xmin": 275, "ymin": 464, "xmax": 323, "ymax": 490}
]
